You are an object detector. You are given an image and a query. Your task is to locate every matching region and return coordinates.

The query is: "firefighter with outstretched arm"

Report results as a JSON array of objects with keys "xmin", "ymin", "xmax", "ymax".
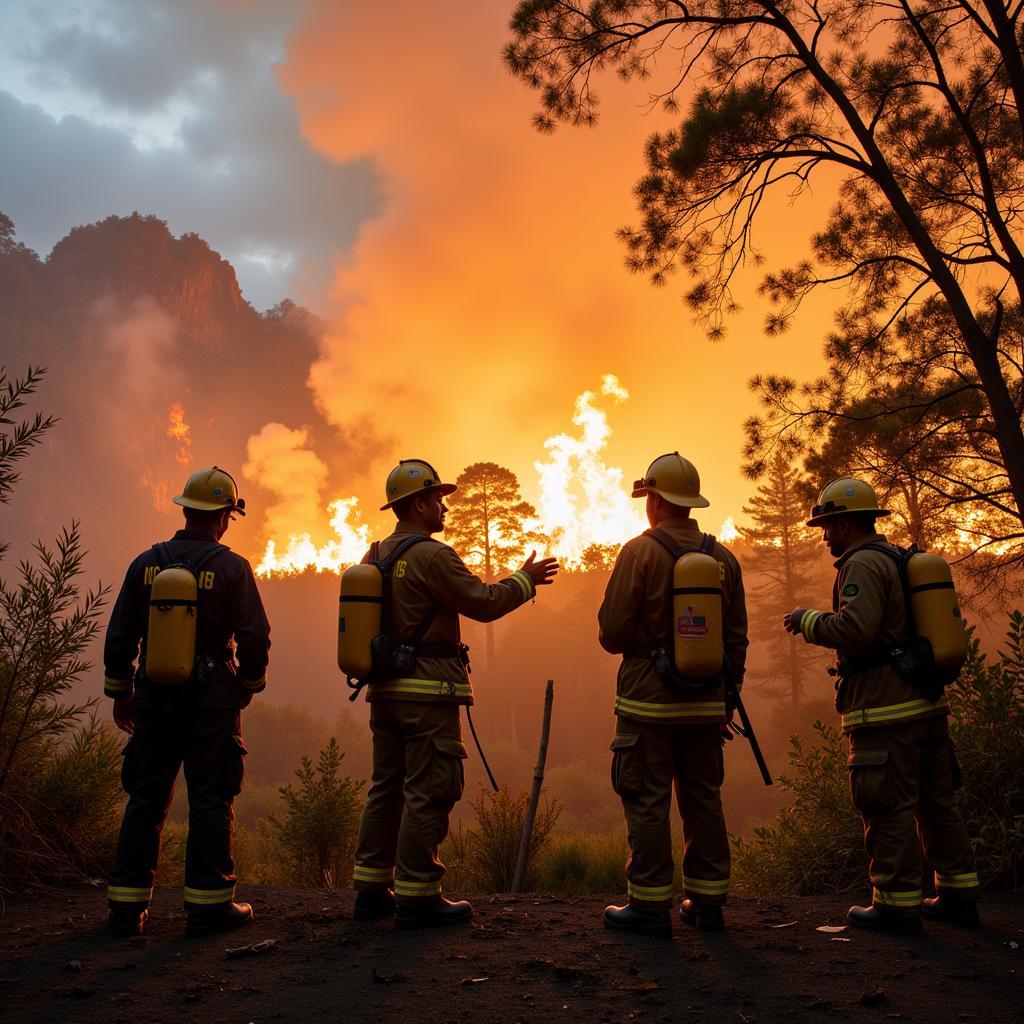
[{"xmin": 348, "ymin": 459, "xmax": 558, "ymax": 927}]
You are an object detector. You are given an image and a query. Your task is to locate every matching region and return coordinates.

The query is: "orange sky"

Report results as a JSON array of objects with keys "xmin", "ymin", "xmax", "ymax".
[{"xmin": 245, "ymin": 0, "xmax": 843, "ymax": 558}]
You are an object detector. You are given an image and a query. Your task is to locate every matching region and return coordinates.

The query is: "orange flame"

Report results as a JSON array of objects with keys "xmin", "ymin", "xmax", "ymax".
[
  {"xmin": 255, "ymin": 497, "xmax": 369, "ymax": 576},
  {"xmin": 166, "ymin": 402, "xmax": 193, "ymax": 467},
  {"xmin": 529, "ymin": 374, "xmax": 647, "ymax": 568},
  {"xmin": 250, "ymin": 374, "xmax": 738, "ymax": 577}
]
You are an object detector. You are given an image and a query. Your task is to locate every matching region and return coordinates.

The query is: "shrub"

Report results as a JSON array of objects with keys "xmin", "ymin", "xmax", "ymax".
[
  {"xmin": 449, "ymin": 785, "xmax": 561, "ymax": 891},
  {"xmin": 268, "ymin": 738, "xmax": 364, "ymax": 888},
  {"xmin": 948, "ymin": 614, "xmax": 1024, "ymax": 889},
  {"xmin": 731, "ymin": 720, "xmax": 864, "ymax": 897},
  {"xmin": 732, "ymin": 614, "xmax": 1024, "ymax": 897},
  {"xmin": 30, "ymin": 715, "xmax": 124, "ymax": 876},
  {"xmin": 537, "ymin": 832, "xmax": 627, "ymax": 895}
]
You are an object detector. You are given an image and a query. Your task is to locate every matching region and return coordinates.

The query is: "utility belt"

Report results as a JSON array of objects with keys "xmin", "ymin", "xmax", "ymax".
[
  {"xmin": 834, "ymin": 637, "xmax": 951, "ymax": 702},
  {"xmin": 622, "ymin": 642, "xmax": 722, "ymax": 691},
  {"xmin": 414, "ymin": 641, "xmax": 468, "ymax": 660},
  {"xmin": 139, "ymin": 649, "xmax": 235, "ymax": 687}
]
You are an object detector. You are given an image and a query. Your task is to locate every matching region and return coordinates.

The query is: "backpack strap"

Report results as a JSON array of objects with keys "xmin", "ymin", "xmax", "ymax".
[
  {"xmin": 374, "ymin": 535, "xmax": 440, "ymax": 643},
  {"xmin": 191, "ymin": 542, "xmax": 228, "ymax": 573},
  {"xmin": 858, "ymin": 543, "xmax": 916, "ymax": 624}
]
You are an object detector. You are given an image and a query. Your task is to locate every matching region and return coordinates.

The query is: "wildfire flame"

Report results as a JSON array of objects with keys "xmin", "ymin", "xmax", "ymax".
[
  {"xmin": 529, "ymin": 374, "xmax": 646, "ymax": 567},
  {"xmin": 167, "ymin": 402, "xmax": 193, "ymax": 467},
  {"xmin": 250, "ymin": 374, "xmax": 739, "ymax": 577},
  {"xmin": 256, "ymin": 497, "xmax": 369, "ymax": 576}
]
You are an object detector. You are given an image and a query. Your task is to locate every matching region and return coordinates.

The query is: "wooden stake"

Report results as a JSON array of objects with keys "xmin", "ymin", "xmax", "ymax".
[{"xmin": 511, "ymin": 679, "xmax": 554, "ymax": 893}]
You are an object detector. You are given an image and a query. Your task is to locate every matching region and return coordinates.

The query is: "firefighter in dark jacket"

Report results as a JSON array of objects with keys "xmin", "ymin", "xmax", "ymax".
[
  {"xmin": 104, "ymin": 467, "xmax": 271, "ymax": 937},
  {"xmin": 598, "ymin": 452, "xmax": 748, "ymax": 937},
  {"xmin": 784, "ymin": 477, "xmax": 979, "ymax": 933},
  {"xmin": 352, "ymin": 459, "xmax": 558, "ymax": 928}
]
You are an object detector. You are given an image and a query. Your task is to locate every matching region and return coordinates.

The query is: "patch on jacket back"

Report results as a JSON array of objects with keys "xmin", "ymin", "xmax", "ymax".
[
  {"xmin": 677, "ymin": 606, "xmax": 709, "ymax": 639},
  {"xmin": 842, "ymin": 583, "xmax": 860, "ymax": 598}
]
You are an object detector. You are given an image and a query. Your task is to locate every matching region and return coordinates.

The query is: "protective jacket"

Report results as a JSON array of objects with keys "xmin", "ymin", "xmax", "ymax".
[
  {"xmin": 598, "ymin": 517, "xmax": 747, "ymax": 725},
  {"xmin": 103, "ymin": 528, "xmax": 271, "ymax": 706},
  {"xmin": 795, "ymin": 533, "xmax": 948, "ymax": 732},
  {"xmin": 361, "ymin": 523, "xmax": 535, "ymax": 705}
]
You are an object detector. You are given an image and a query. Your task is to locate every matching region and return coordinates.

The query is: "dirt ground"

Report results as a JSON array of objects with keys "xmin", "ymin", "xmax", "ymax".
[{"xmin": 1, "ymin": 886, "xmax": 1022, "ymax": 1024}]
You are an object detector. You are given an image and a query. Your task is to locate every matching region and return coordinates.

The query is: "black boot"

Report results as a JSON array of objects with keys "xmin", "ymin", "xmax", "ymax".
[
  {"xmin": 921, "ymin": 897, "xmax": 980, "ymax": 927},
  {"xmin": 354, "ymin": 888, "xmax": 397, "ymax": 921},
  {"xmin": 108, "ymin": 905, "xmax": 148, "ymax": 937},
  {"xmin": 185, "ymin": 901, "xmax": 254, "ymax": 937},
  {"xmin": 847, "ymin": 904, "xmax": 922, "ymax": 935},
  {"xmin": 395, "ymin": 897, "xmax": 472, "ymax": 929},
  {"xmin": 678, "ymin": 899, "xmax": 725, "ymax": 933},
  {"xmin": 603, "ymin": 904, "xmax": 672, "ymax": 939}
]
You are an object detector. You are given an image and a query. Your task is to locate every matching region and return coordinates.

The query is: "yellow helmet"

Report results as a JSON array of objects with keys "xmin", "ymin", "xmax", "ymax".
[
  {"xmin": 172, "ymin": 466, "xmax": 246, "ymax": 516},
  {"xmin": 806, "ymin": 477, "xmax": 890, "ymax": 527},
  {"xmin": 380, "ymin": 458, "xmax": 457, "ymax": 511},
  {"xmin": 631, "ymin": 452, "xmax": 710, "ymax": 509}
]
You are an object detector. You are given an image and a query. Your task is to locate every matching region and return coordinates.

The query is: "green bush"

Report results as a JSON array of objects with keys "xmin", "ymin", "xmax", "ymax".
[
  {"xmin": 444, "ymin": 785, "xmax": 560, "ymax": 891},
  {"xmin": 30, "ymin": 715, "xmax": 124, "ymax": 876},
  {"xmin": 732, "ymin": 613, "xmax": 1024, "ymax": 897},
  {"xmin": 536, "ymin": 832, "xmax": 627, "ymax": 895},
  {"xmin": 948, "ymin": 613, "xmax": 1024, "ymax": 889},
  {"xmin": 268, "ymin": 737, "xmax": 364, "ymax": 888},
  {"xmin": 731, "ymin": 720, "xmax": 864, "ymax": 897}
]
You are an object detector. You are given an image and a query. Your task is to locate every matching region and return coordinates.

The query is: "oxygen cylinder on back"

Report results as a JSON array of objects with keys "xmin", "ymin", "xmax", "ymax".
[
  {"xmin": 906, "ymin": 552, "xmax": 967, "ymax": 671},
  {"xmin": 672, "ymin": 551, "xmax": 724, "ymax": 678},
  {"xmin": 146, "ymin": 567, "xmax": 198, "ymax": 684},
  {"xmin": 338, "ymin": 563, "xmax": 383, "ymax": 679}
]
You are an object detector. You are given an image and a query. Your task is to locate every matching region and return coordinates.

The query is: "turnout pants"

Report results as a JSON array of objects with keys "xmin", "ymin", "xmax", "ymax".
[
  {"xmin": 353, "ymin": 701, "xmax": 467, "ymax": 904},
  {"xmin": 611, "ymin": 720, "xmax": 730, "ymax": 911},
  {"xmin": 107, "ymin": 698, "xmax": 246, "ymax": 912},
  {"xmin": 848, "ymin": 715, "xmax": 979, "ymax": 915}
]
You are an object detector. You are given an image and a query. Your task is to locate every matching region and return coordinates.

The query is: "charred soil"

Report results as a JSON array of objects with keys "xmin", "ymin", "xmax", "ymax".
[{"xmin": 2, "ymin": 887, "xmax": 1022, "ymax": 1023}]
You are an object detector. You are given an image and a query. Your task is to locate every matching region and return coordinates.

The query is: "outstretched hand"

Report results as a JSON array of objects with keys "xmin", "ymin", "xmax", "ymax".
[
  {"xmin": 783, "ymin": 608, "xmax": 807, "ymax": 636},
  {"xmin": 521, "ymin": 550, "xmax": 560, "ymax": 587}
]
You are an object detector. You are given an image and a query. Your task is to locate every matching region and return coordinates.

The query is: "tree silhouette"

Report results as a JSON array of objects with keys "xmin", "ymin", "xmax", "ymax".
[
  {"xmin": 506, "ymin": 1, "xmax": 1024, "ymax": 537},
  {"xmin": 445, "ymin": 463, "xmax": 542, "ymax": 745},
  {"xmin": 741, "ymin": 451, "xmax": 830, "ymax": 706},
  {"xmin": 445, "ymin": 463, "xmax": 542, "ymax": 581}
]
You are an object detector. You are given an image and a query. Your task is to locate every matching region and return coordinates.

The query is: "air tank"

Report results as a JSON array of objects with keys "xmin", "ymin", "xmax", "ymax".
[
  {"xmin": 672, "ymin": 551, "xmax": 724, "ymax": 679},
  {"xmin": 338, "ymin": 563, "xmax": 383, "ymax": 679},
  {"xmin": 906, "ymin": 552, "xmax": 968, "ymax": 671},
  {"xmin": 146, "ymin": 567, "xmax": 198, "ymax": 685}
]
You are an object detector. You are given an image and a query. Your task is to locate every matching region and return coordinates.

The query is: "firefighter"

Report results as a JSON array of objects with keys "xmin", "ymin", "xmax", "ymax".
[
  {"xmin": 784, "ymin": 477, "xmax": 980, "ymax": 933},
  {"xmin": 352, "ymin": 459, "xmax": 558, "ymax": 928},
  {"xmin": 104, "ymin": 467, "xmax": 271, "ymax": 937},
  {"xmin": 599, "ymin": 452, "xmax": 748, "ymax": 937}
]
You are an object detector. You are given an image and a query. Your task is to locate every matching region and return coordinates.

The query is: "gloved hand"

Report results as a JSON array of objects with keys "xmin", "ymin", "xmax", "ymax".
[{"xmin": 783, "ymin": 608, "xmax": 807, "ymax": 635}]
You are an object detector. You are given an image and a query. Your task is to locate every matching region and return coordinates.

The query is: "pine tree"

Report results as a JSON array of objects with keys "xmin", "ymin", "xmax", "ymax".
[
  {"xmin": 741, "ymin": 451, "xmax": 828, "ymax": 706},
  {"xmin": 444, "ymin": 463, "xmax": 542, "ymax": 746}
]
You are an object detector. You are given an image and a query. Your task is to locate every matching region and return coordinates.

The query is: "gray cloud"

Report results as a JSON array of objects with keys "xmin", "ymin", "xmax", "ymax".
[{"xmin": 0, "ymin": 0, "xmax": 377, "ymax": 310}]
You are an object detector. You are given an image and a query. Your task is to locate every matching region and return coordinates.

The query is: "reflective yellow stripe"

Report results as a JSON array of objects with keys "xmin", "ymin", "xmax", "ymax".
[
  {"xmin": 843, "ymin": 696, "xmax": 948, "ymax": 729},
  {"xmin": 800, "ymin": 610, "xmax": 824, "ymax": 640},
  {"xmin": 239, "ymin": 674, "xmax": 266, "ymax": 691},
  {"xmin": 107, "ymin": 885, "xmax": 153, "ymax": 903},
  {"xmin": 873, "ymin": 888, "xmax": 922, "ymax": 907},
  {"xmin": 184, "ymin": 885, "xmax": 236, "ymax": 905},
  {"xmin": 627, "ymin": 881, "xmax": 673, "ymax": 901},
  {"xmin": 683, "ymin": 875, "xmax": 730, "ymax": 895},
  {"xmin": 104, "ymin": 675, "xmax": 132, "ymax": 692},
  {"xmin": 510, "ymin": 570, "xmax": 533, "ymax": 601},
  {"xmin": 394, "ymin": 879, "xmax": 442, "ymax": 897},
  {"xmin": 936, "ymin": 872, "xmax": 980, "ymax": 889},
  {"xmin": 614, "ymin": 696, "xmax": 726, "ymax": 719},
  {"xmin": 353, "ymin": 865, "xmax": 394, "ymax": 883},
  {"xmin": 369, "ymin": 678, "xmax": 472, "ymax": 699}
]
